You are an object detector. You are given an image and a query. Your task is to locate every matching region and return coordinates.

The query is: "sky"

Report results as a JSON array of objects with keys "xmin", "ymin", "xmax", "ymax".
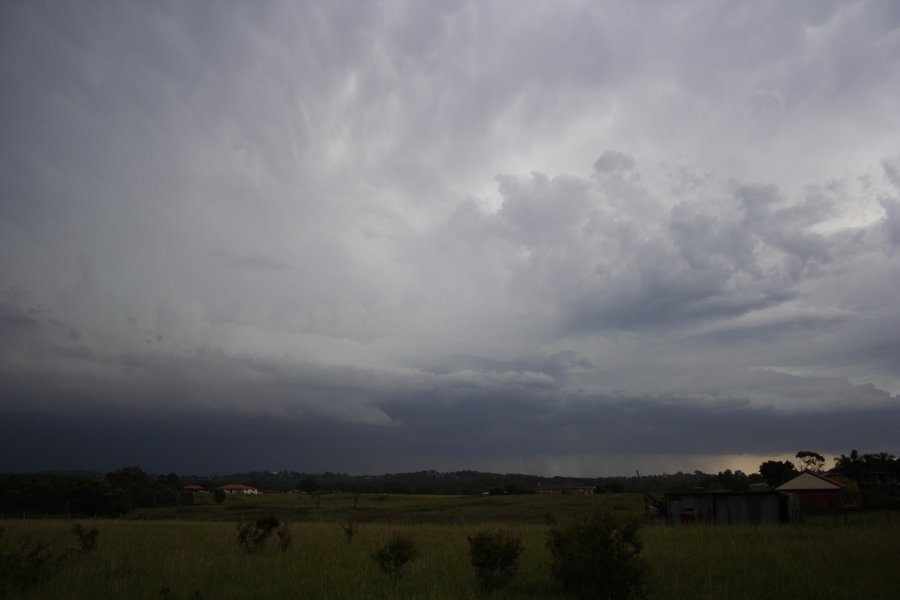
[{"xmin": 1, "ymin": 1, "xmax": 899, "ymax": 477}]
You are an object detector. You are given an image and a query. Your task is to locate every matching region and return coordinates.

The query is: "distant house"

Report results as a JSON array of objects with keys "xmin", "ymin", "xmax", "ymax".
[
  {"xmin": 776, "ymin": 471, "xmax": 844, "ymax": 514},
  {"xmin": 664, "ymin": 491, "xmax": 794, "ymax": 525},
  {"xmin": 218, "ymin": 483, "xmax": 259, "ymax": 495},
  {"xmin": 537, "ymin": 483, "xmax": 595, "ymax": 496},
  {"xmin": 183, "ymin": 485, "xmax": 205, "ymax": 493}
]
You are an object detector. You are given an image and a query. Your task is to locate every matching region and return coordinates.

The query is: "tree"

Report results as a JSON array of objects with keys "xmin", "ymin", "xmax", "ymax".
[
  {"xmin": 759, "ymin": 460, "xmax": 799, "ymax": 487},
  {"xmin": 547, "ymin": 513, "xmax": 647, "ymax": 600},
  {"xmin": 795, "ymin": 451, "xmax": 826, "ymax": 473},
  {"xmin": 703, "ymin": 469, "xmax": 751, "ymax": 492},
  {"xmin": 834, "ymin": 449, "xmax": 862, "ymax": 479},
  {"xmin": 296, "ymin": 478, "xmax": 319, "ymax": 494}
]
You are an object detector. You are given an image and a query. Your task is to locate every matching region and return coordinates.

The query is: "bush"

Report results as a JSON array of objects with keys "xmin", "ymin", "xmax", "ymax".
[
  {"xmin": 342, "ymin": 521, "xmax": 356, "ymax": 543},
  {"xmin": 547, "ymin": 512, "xmax": 647, "ymax": 600},
  {"xmin": 467, "ymin": 530, "xmax": 523, "ymax": 592},
  {"xmin": 275, "ymin": 523, "xmax": 292, "ymax": 552},
  {"xmin": 0, "ymin": 528, "xmax": 66, "ymax": 599},
  {"xmin": 372, "ymin": 534, "xmax": 418, "ymax": 583},
  {"xmin": 236, "ymin": 517, "xmax": 281, "ymax": 553},
  {"xmin": 159, "ymin": 586, "xmax": 205, "ymax": 600},
  {"xmin": 71, "ymin": 523, "xmax": 98, "ymax": 554}
]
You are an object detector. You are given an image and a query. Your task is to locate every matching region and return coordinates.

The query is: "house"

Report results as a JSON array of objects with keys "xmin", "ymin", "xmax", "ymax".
[
  {"xmin": 218, "ymin": 483, "xmax": 259, "ymax": 495},
  {"xmin": 182, "ymin": 484, "xmax": 205, "ymax": 493},
  {"xmin": 537, "ymin": 483, "xmax": 595, "ymax": 496},
  {"xmin": 776, "ymin": 471, "xmax": 844, "ymax": 514},
  {"xmin": 664, "ymin": 491, "xmax": 795, "ymax": 525}
]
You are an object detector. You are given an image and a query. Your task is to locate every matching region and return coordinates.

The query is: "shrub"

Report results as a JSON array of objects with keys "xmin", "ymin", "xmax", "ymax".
[
  {"xmin": 342, "ymin": 522, "xmax": 356, "ymax": 543},
  {"xmin": 372, "ymin": 534, "xmax": 418, "ymax": 583},
  {"xmin": 547, "ymin": 512, "xmax": 647, "ymax": 600},
  {"xmin": 0, "ymin": 528, "xmax": 66, "ymax": 599},
  {"xmin": 71, "ymin": 523, "xmax": 98, "ymax": 554},
  {"xmin": 236, "ymin": 516, "xmax": 281, "ymax": 553},
  {"xmin": 159, "ymin": 586, "xmax": 205, "ymax": 600},
  {"xmin": 467, "ymin": 530, "xmax": 524, "ymax": 592},
  {"xmin": 275, "ymin": 523, "xmax": 292, "ymax": 552}
]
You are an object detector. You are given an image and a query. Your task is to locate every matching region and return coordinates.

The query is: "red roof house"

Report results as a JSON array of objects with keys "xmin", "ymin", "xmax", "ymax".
[
  {"xmin": 776, "ymin": 471, "xmax": 844, "ymax": 514},
  {"xmin": 217, "ymin": 483, "xmax": 259, "ymax": 495}
]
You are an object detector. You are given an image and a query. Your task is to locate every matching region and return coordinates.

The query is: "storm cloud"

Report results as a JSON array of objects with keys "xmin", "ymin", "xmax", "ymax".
[{"xmin": 1, "ymin": 1, "xmax": 899, "ymax": 475}]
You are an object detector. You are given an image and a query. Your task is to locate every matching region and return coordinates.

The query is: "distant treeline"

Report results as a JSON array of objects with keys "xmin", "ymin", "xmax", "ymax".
[
  {"xmin": 190, "ymin": 469, "xmax": 707, "ymax": 496},
  {"xmin": 0, "ymin": 466, "xmax": 192, "ymax": 516},
  {"xmin": 2, "ymin": 449, "xmax": 896, "ymax": 515}
]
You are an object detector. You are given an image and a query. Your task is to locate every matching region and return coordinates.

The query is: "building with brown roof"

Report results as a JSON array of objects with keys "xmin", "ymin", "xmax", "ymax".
[
  {"xmin": 776, "ymin": 471, "xmax": 844, "ymax": 514},
  {"xmin": 217, "ymin": 483, "xmax": 259, "ymax": 495}
]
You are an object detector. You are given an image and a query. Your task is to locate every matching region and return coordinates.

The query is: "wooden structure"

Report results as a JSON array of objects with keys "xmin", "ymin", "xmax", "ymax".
[{"xmin": 664, "ymin": 491, "xmax": 794, "ymax": 525}]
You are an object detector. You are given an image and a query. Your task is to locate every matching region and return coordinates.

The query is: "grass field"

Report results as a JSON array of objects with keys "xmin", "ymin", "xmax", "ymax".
[
  {"xmin": 126, "ymin": 491, "xmax": 644, "ymax": 525},
  {"xmin": 2, "ymin": 494, "xmax": 898, "ymax": 599}
]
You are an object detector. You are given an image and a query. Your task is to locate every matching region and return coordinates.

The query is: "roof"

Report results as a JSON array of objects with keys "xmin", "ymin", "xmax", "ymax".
[
  {"xmin": 776, "ymin": 471, "xmax": 844, "ymax": 491},
  {"xmin": 218, "ymin": 483, "xmax": 257, "ymax": 490},
  {"xmin": 538, "ymin": 483, "xmax": 595, "ymax": 490},
  {"xmin": 665, "ymin": 490, "xmax": 783, "ymax": 498}
]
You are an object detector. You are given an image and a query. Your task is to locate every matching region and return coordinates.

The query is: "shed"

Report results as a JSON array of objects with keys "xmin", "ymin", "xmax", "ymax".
[
  {"xmin": 664, "ymin": 491, "xmax": 794, "ymax": 525},
  {"xmin": 776, "ymin": 471, "xmax": 844, "ymax": 514}
]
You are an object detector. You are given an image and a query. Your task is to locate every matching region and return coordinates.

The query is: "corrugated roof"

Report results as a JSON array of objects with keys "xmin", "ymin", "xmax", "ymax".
[{"xmin": 776, "ymin": 471, "xmax": 843, "ymax": 491}]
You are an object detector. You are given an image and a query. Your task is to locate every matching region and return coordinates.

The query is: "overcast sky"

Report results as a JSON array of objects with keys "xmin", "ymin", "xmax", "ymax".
[{"xmin": 2, "ymin": 1, "xmax": 899, "ymax": 477}]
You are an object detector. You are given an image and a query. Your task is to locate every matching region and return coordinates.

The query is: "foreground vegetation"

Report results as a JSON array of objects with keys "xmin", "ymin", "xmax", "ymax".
[{"xmin": 2, "ymin": 494, "xmax": 898, "ymax": 599}]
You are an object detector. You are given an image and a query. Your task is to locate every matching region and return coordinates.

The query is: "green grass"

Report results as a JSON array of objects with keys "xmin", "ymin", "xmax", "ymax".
[
  {"xmin": 130, "ymin": 491, "xmax": 644, "ymax": 525},
  {"xmin": 643, "ymin": 515, "xmax": 900, "ymax": 600},
  {"xmin": 2, "ymin": 496, "xmax": 898, "ymax": 599}
]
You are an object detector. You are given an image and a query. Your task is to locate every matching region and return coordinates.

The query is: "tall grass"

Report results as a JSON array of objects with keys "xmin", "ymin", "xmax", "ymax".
[
  {"xmin": 1, "ymin": 520, "xmax": 556, "ymax": 599},
  {"xmin": 643, "ymin": 514, "xmax": 900, "ymax": 600},
  {"xmin": 2, "ymin": 502, "xmax": 898, "ymax": 599}
]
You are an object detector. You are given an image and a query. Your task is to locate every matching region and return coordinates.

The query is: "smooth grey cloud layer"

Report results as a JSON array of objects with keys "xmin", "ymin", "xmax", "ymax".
[{"xmin": 1, "ymin": 1, "xmax": 899, "ymax": 474}]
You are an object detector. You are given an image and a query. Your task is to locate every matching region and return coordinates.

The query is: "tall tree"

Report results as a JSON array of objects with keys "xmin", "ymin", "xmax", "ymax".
[
  {"xmin": 759, "ymin": 460, "xmax": 798, "ymax": 487},
  {"xmin": 795, "ymin": 451, "xmax": 826, "ymax": 473}
]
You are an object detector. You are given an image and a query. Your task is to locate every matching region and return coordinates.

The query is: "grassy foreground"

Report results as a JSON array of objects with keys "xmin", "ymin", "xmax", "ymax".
[{"xmin": 2, "ymin": 495, "xmax": 898, "ymax": 599}]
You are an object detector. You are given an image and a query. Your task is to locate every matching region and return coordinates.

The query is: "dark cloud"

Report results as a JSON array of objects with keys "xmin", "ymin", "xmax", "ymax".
[{"xmin": 2, "ymin": 379, "xmax": 897, "ymax": 475}]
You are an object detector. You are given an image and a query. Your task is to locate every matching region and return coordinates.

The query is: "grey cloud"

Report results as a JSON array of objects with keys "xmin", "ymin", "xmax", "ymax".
[
  {"xmin": 2, "ymin": 1, "xmax": 899, "ymax": 474},
  {"xmin": 213, "ymin": 251, "xmax": 293, "ymax": 272},
  {"xmin": 880, "ymin": 199, "xmax": 900, "ymax": 250},
  {"xmin": 593, "ymin": 151, "xmax": 639, "ymax": 180}
]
